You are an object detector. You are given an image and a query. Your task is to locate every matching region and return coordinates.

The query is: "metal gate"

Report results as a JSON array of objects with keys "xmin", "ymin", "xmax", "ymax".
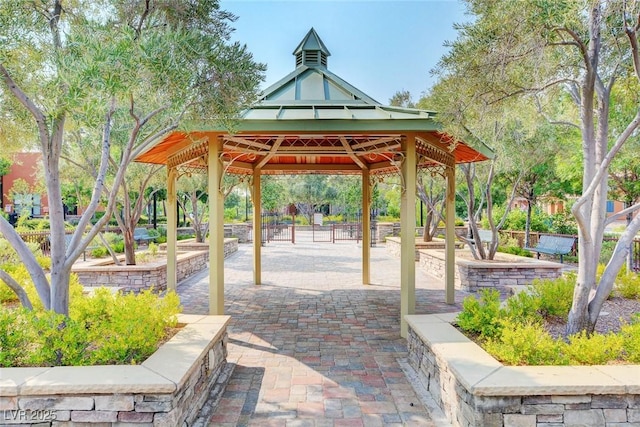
[
  {"xmin": 312, "ymin": 223, "xmax": 363, "ymax": 243},
  {"xmin": 262, "ymin": 213, "xmax": 294, "ymax": 243}
]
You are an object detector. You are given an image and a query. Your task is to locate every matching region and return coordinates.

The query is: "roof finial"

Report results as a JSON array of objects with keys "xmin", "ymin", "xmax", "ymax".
[{"xmin": 293, "ymin": 28, "xmax": 330, "ymax": 68}]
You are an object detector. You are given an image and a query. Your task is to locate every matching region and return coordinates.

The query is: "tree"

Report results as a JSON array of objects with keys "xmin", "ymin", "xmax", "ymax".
[
  {"xmin": 389, "ymin": 90, "xmax": 416, "ymax": 108},
  {"xmin": 433, "ymin": 0, "xmax": 640, "ymax": 335},
  {"xmin": 286, "ymin": 175, "xmax": 335, "ymax": 224},
  {"xmin": 417, "ymin": 173, "xmax": 445, "ymax": 242},
  {"xmin": 0, "ymin": 1, "xmax": 264, "ymax": 314}
]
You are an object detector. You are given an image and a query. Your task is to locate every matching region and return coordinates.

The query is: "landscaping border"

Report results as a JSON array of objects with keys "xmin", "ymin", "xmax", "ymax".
[
  {"xmin": 73, "ymin": 238, "xmax": 238, "ymax": 292},
  {"xmin": 0, "ymin": 314, "xmax": 230, "ymax": 426},
  {"xmin": 406, "ymin": 314, "xmax": 640, "ymax": 427},
  {"xmin": 416, "ymin": 248, "xmax": 563, "ymax": 292}
]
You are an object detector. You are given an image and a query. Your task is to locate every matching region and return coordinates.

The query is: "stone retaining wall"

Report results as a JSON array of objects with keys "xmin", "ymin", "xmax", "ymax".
[
  {"xmin": 74, "ymin": 239, "xmax": 238, "ymax": 292},
  {"xmin": 386, "ymin": 237, "xmax": 464, "ymax": 261},
  {"xmin": 0, "ymin": 315, "xmax": 231, "ymax": 426},
  {"xmin": 417, "ymin": 249, "xmax": 562, "ymax": 291},
  {"xmin": 406, "ymin": 314, "xmax": 640, "ymax": 427}
]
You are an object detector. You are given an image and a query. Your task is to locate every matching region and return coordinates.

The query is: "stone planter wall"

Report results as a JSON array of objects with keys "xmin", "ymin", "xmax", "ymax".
[
  {"xmin": 226, "ymin": 223, "xmax": 250, "ymax": 243},
  {"xmin": 386, "ymin": 236, "xmax": 464, "ymax": 261},
  {"xmin": 0, "ymin": 315, "xmax": 231, "ymax": 426},
  {"xmin": 406, "ymin": 314, "xmax": 640, "ymax": 427},
  {"xmin": 417, "ymin": 248, "xmax": 563, "ymax": 292},
  {"xmin": 74, "ymin": 239, "xmax": 238, "ymax": 292}
]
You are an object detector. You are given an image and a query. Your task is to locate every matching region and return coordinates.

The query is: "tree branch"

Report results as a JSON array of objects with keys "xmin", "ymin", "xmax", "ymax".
[
  {"xmin": 0, "ymin": 216, "xmax": 50, "ymax": 308},
  {"xmin": 605, "ymin": 201, "xmax": 640, "ymax": 225},
  {"xmin": 0, "ymin": 269, "xmax": 34, "ymax": 310}
]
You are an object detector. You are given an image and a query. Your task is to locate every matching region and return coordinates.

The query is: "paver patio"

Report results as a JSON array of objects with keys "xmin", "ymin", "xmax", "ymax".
[{"xmin": 177, "ymin": 233, "xmax": 473, "ymax": 426}]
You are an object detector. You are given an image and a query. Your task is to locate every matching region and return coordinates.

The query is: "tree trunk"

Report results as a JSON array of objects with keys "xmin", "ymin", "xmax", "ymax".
[
  {"xmin": 423, "ymin": 211, "xmax": 433, "ymax": 242},
  {"xmin": 123, "ymin": 228, "xmax": 136, "ymax": 265},
  {"xmin": 525, "ymin": 201, "xmax": 532, "ymax": 248}
]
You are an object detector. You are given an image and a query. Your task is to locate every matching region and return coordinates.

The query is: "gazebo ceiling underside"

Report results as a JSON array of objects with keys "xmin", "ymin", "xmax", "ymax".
[{"xmin": 136, "ymin": 129, "xmax": 488, "ymax": 177}]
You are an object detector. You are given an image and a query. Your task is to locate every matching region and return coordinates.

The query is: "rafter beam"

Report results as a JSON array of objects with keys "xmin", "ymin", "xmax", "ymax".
[
  {"xmin": 261, "ymin": 163, "xmax": 361, "ymax": 172},
  {"xmin": 351, "ymin": 136, "xmax": 400, "ymax": 150},
  {"xmin": 339, "ymin": 136, "xmax": 367, "ymax": 169},
  {"xmin": 416, "ymin": 137, "xmax": 455, "ymax": 168},
  {"xmin": 168, "ymin": 139, "xmax": 209, "ymax": 169},
  {"xmin": 256, "ymin": 136, "xmax": 284, "ymax": 169},
  {"xmin": 223, "ymin": 136, "xmax": 272, "ymax": 150}
]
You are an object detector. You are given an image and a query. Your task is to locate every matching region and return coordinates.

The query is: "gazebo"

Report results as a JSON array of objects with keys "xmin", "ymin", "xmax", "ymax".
[{"xmin": 136, "ymin": 28, "xmax": 491, "ymax": 337}]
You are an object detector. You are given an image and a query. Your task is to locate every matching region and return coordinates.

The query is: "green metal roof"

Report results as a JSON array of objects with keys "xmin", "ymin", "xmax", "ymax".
[
  {"xmin": 135, "ymin": 28, "xmax": 494, "ymax": 170},
  {"xmin": 240, "ymin": 28, "xmax": 441, "ymax": 123}
]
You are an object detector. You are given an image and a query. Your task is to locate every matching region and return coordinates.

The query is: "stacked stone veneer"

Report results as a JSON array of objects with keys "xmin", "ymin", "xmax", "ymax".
[
  {"xmin": 227, "ymin": 223, "xmax": 250, "ymax": 243},
  {"xmin": 73, "ymin": 239, "xmax": 238, "ymax": 292},
  {"xmin": 406, "ymin": 314, "xmax": 640, "ymax": 427},
  {"xmin": 386, "ymin": 237, "xmax": 464, "ymax": 261},
  {"xmin": 417, "ymin": 249, "xmax": 562, "ymax": 292},
  {"xmin": 0, "ymin": 315, "xmax": 230, "ymax": 426}
]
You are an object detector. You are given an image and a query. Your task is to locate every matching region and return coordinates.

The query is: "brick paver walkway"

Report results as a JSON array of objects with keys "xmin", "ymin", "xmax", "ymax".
[{"xmin": 178, "ymin": 233, "xmax": 469, "ymax": 426}]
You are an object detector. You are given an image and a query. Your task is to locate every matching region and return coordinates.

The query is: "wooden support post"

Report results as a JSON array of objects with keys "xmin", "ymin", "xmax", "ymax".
[
  {"xmin": 445, "ymin": 164, "xmax": 456, "ymax": 304},
  {"xmin": 400, "ymin": 134, "xmax": 417, "ymax": 338},
  {"xmin": 166, "ymin": 167, "xmax": 177, "ymax": 291},
  {"xmin": 208, "ymin": 138, "xmax": 224, "ymax": 314},
  {"xmin": 253, "ymin": 169, "xmax": 262, "ymax": 285},
  {"xmin": 362, "ymin": 168, "xmax": 371, "ymax": 284}
]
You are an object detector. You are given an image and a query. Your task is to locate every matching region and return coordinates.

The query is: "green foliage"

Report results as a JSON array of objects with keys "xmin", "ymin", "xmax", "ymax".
[
  {"xmin": 503, "ymin": 290, "xmax": 541, "ymax": 324},
  {"xmin": 458, "ymin": 273, "xmax": 639, "ymax": 365},
  {"xmin": 14, "ymin": 218, "xmax": 52, "ymax": 231},
  {"xmin": 91, "ymin": 246, "xmax": 108, "ymax": 258},
  {"xmin": 530, "ymin": 274, "xmax": 575, "ymax": 318},
  {"xmin": 484, "ymin": 319, "xmax": 568, "ymax": 366},
  {"xmin": 0, "ymin": 288, "xmax": 181, "ymax": 367},
  {"xmin": 621, "ymin": 318, "xmax": 640, "ymax": 363},
  {"xmin": 456, "ymin": 289, "xmax": 505, "ymax": 338},
  {"xmin": 484, "ymin": 206, "xmax": 551, "ymax": 233},
  {"xmin": 599, "ymin": 240, "xmax": 618, "ymax": 265},
  {"xmin": 614, "ymin": 269, "xmax": 640, "ymax": 299},
  {"xmin": 148, "ymin": 242, "xmax": 159, "ymax": 257},
  {"xmin": 548, "ymin": 211, "xmax": 578, "ymax": 235},
  {"xmin": 565, "ymin": 331, "xmax": 624, "ymax": 365},
  {"xmin": 498, "ymin": 245, "xmax": 533, "ymax": 257}
]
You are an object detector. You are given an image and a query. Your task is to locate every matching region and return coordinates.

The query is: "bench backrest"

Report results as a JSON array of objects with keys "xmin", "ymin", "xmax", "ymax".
[
  {"xmin": 476, "ymin": 229, "xmax": 493, "ymax": 243},
  {"xmin": 134, "ymin": 227, "xmax": 149, "ymax": 237},
  {"xmin": 538, "ymin": 235, "xmax": 575, "ymax": 253}
]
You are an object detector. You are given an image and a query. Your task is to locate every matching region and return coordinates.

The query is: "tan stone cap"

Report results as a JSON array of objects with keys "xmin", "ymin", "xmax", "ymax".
[
  {"xmin": 0, "ymin": 315, "xmax": 230, "ymax": 396},
  {"xmin": 405, "ymin": 314, "xmax": 640, "ymax": 396}
]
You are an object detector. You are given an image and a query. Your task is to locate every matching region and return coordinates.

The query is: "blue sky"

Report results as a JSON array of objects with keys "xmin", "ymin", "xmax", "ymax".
[{"xmin": 220, "ymin": 0, "xmax": 468, "ymax": 105}]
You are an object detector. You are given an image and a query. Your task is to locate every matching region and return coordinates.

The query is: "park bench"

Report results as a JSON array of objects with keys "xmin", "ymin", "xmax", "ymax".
[
  {"xmin": 64, "ymin": 234, "xmax": 98, "ymax": 261},
  {"xmin": 524, "ymin": 235, "xmax": 575, "ymax": 263},
  {"xmin": 133, "ymin": 227, "xmax": 154, "ymax": 245},
  {"xmin": 469, "ymin": 229, "xmax": 494, "ymax": 248}
]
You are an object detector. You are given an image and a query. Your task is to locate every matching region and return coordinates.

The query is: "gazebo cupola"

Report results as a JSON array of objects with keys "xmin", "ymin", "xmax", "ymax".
[{"xmin": 293, "ymin": 27, "xmax": 330, "ymax": 68}]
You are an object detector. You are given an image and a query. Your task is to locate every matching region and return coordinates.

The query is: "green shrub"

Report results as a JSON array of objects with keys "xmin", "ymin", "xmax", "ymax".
[
  {"xmin": 530, "ymin": 273, "xmax": 575, "ymax": 318},
  {"xmin": 614, "ymin": 270, "xmax": 640, "ymax": 299},
  {"xmin": 599, "ymin": 240, "xmax": 618, "ymax": 265},
  {"xmin": 91, "ymin": 246, "xmax": 108, "ymax": 258},
  {"xmin": 503, "ymin": 290, "xmax": 541, "ymax": 324},
  {"xmin": 147, "ymin": 228, "xmax": 160, "ymax": 239},
  {"xmin": 621, "ymin": 317, "xmax": 640, "ymax": 363},
  {"xmin": 456, "ymin": 289, "xmax": 505, "ymax": 338},
  {"xmin": 0, "ymin": 308, "xmax": 34, "ymax": 366},
  {"xmin": 111, "ymin": 241, "xmax": 125, "ymax": 253},
  {"xmin": 0, "ymin": 288, "xmax": 181, "ymax": 367},
  {"xmin": 565, "ymin": 331, "xmax": 624, "ymax": 365},
  {"xmin": 498, "ymin": 245, "xmax": 533, "ymax": 257},
  {"xmin": 484, "ymin": 319, "xmax": 568, "ymax": 365},
  {"xmin": 548, "ymin": 211, "xmax": 578, "ymax": 235}
]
